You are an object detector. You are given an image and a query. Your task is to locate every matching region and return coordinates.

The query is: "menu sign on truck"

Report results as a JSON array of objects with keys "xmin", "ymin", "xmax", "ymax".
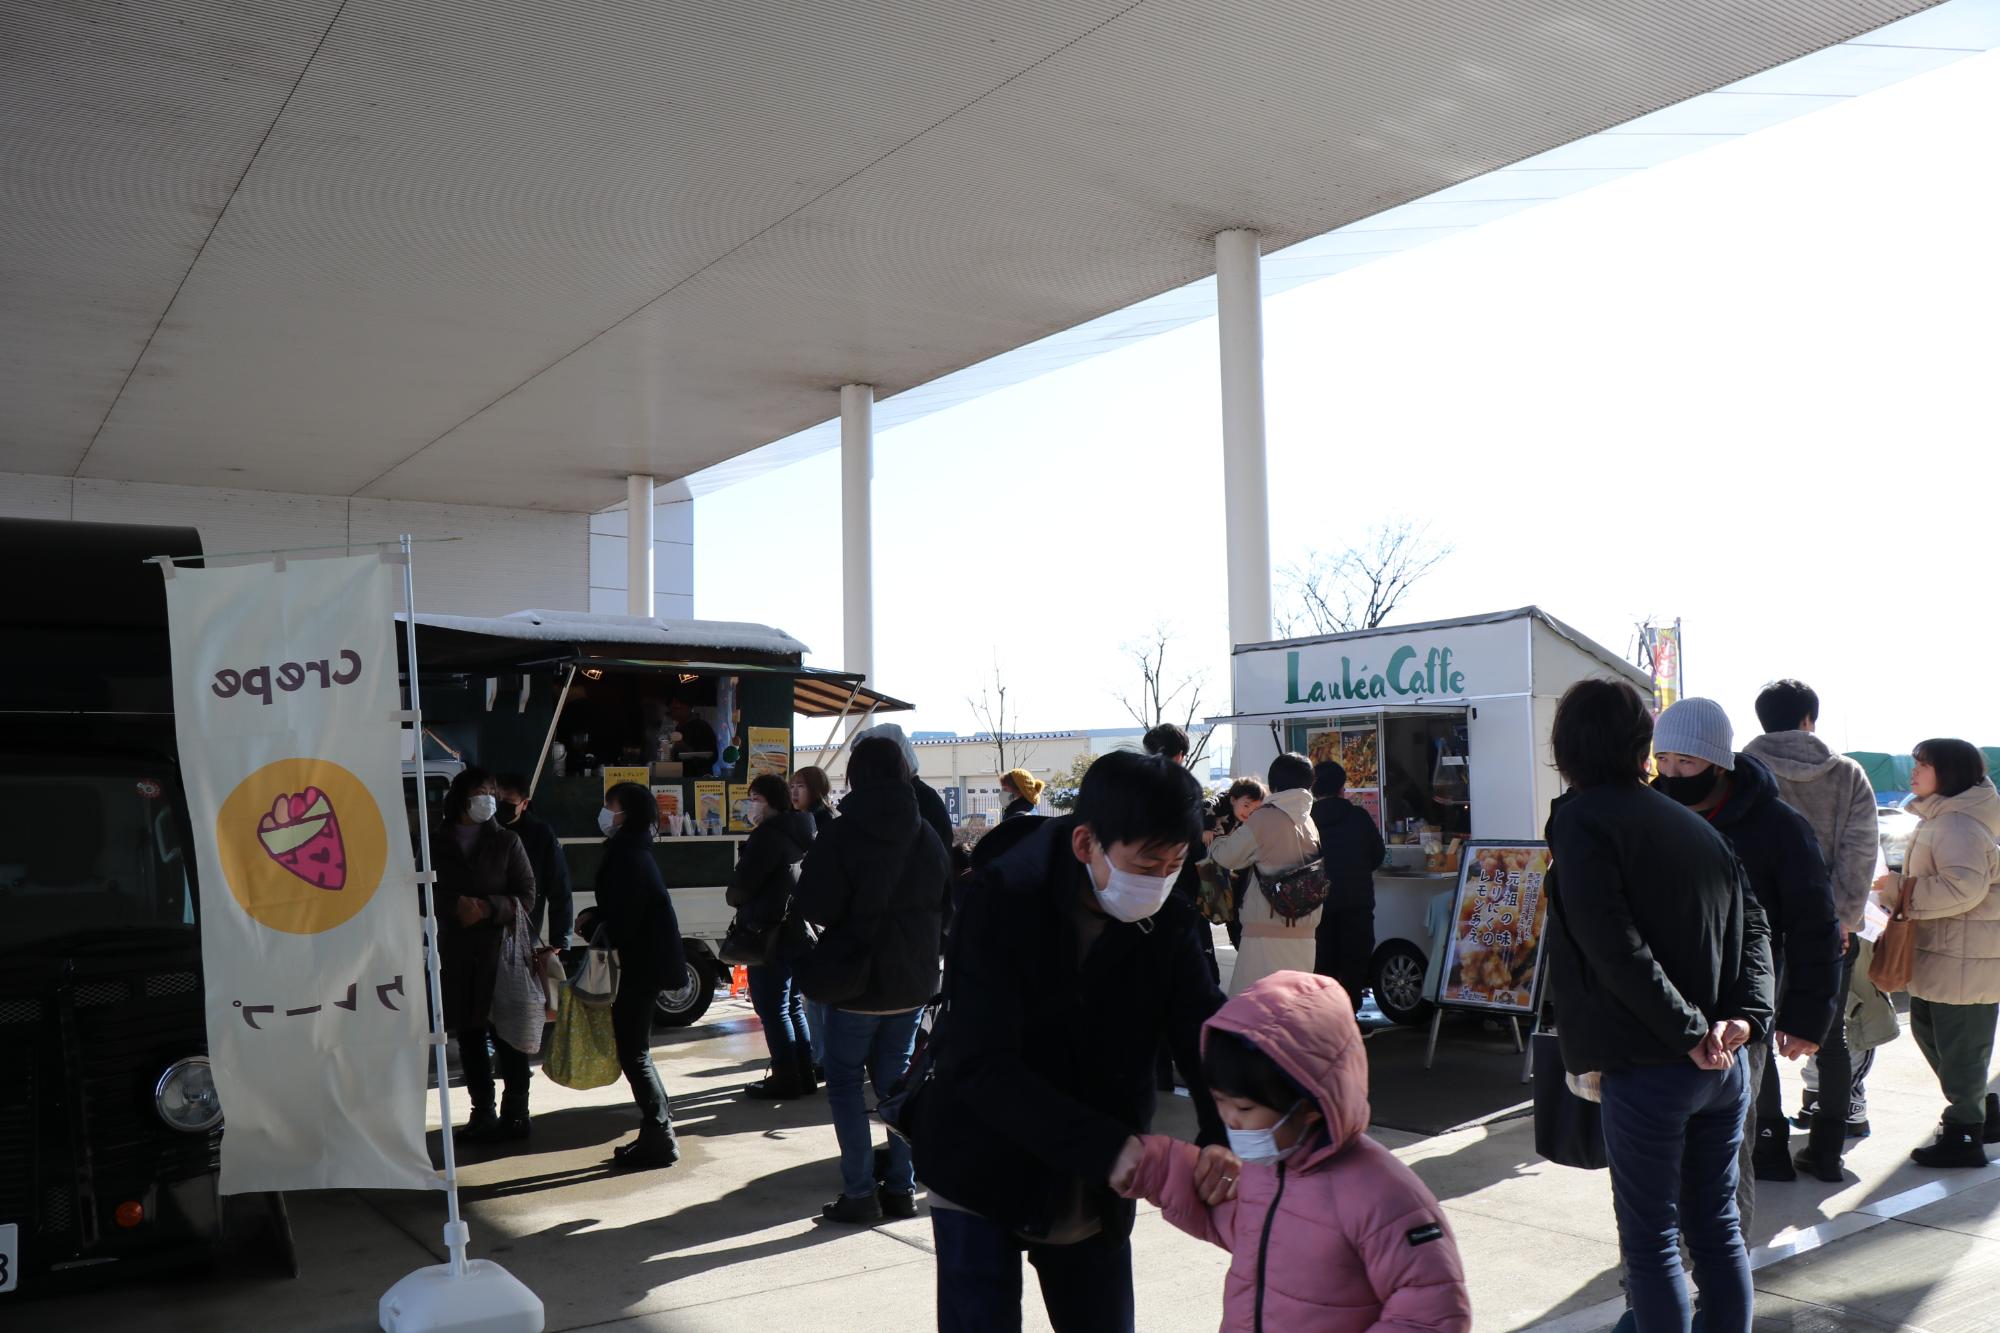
[{"xmin": 1435, "ymin": 842, "xmax": 1553, "ymax": 1014}]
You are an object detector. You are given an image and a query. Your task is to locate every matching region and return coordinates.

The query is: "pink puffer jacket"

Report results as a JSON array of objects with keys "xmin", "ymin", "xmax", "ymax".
[{"xmin": 1122, "ymin": 972, "xmax": 1471, "ymax": 1332}]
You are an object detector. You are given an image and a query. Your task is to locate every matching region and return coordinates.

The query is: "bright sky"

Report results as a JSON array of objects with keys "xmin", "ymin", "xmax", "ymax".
[{"xmin": 696, "ymin": 46, "xmax": 2000, "ymax": 760}]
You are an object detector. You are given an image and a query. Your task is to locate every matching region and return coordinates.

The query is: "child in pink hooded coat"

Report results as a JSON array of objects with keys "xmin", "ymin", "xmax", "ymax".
[{"xmin": 1113, "ymin": 971, "xmax": 1471, "ymax": 1332}]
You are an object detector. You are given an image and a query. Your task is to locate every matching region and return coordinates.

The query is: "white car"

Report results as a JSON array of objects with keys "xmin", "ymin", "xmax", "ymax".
[{"xmin": 1878, "ymin": 796, "xmax": 1920, "ymax": 871}]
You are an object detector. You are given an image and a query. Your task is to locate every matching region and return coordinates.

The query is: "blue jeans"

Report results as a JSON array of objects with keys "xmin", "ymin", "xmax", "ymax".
[
  {"xmin": 806, "ymin": 999, "xmax": 829, "ymax": 1066},
  {"xmin": 824, "ymin": 1007, "xmax": 920, "ymax": 1198},
  {"xmin": 1599, "ymin": 1058, "xmax": 1753, "ymax": 1333},
  {"xmin": 931, "ymin": 1207, "xmax": 1135, "ymax": 1333},
  {"xmin": 745, "ymin": 961, "xmax": 807, "ymax": 1063}
]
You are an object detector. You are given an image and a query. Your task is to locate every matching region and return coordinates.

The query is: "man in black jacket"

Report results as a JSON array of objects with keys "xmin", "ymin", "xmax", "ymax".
[
  {"xmin": 1310, "ymin": 760, "xmax": 1386, "ymax": 1006},
  {"xmin": 910, "ymin": 750, "xmax": 1235, "ymax": 1333},
  {"xmin": 497, "ymin": 773, "xmax": 573, "ymax": 948},
  {"xmin": 1651, "ymin": 699, "xmax": 1842, "ymax": 1203},
  {"xmin": 1543, "ymin": 679, "xmax": 1775, "ymax": 1333}
]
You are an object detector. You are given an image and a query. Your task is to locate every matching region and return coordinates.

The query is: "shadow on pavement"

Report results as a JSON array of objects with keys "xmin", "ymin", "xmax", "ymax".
[{"xmin": 1366, "ymin": 1014, "xmax": 1534, "ymax": 1135}]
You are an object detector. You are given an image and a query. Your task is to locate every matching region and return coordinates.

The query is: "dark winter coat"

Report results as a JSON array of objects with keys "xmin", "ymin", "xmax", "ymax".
[
  {"xmin": 1310, "ymin": 795, "xmax": 1386, "ymax": 903},
  {"xmin": 508, "ymin": 807, "xmax": 574, "ymax": 946},
  {"xmin": 727, "ymin": 807, "xmax": 816, "ymax": 928},
  {"xmin": 1544, "ymin": 784, "xmax": 1775, "ymax": 1075},
  {"xmin": 807, "ymin": 802, "xmax": 836, "ymax": 838},
  {"xmin": 914, "ymin": 776, "xmax": 955, "ymax": 852},
  {"xmin": 1662, "ymin": 753, "xmax": 1841, "ymax": 1044},
  {"xmin": 594, "ymin": 826, "xmax": 684, "ymax": 985},
  {"xmin": 1001, "ymin": 796, "xmax": 1036, "ymax": 822},
  {"xmin": 907, "ymin": 816, "xmax": 1228, "ymax": 1243},
  {"xmin": 434, "ymin": 819, "xmax": 535, "ymax": 1031},
  {"xmin": 794, "ymin": 783, "xmax": 951, "ymax": 1012}
]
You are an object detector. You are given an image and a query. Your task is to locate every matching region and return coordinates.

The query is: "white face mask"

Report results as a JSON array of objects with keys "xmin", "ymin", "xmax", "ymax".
[
  {"xmin": 466, "ymin": 794, "xmax": 498, "ymax": 823},
  {"xmin": 747, "ymin": 798, "xmax": 769, "ymax": 826},
  {"xmin": 1088, "ymin": 844, "xmax": 1177, "ymax": 923},
  {"xmin": 1224, "ymin": 1102, "xmax": 1310, "ymax": 1166},
  {"xmin": 597, "ymin": 807, "xmax": 618, "ymax": 836}
]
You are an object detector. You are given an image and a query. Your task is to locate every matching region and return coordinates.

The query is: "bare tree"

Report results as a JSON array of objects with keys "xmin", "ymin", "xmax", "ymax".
[
  {"xmin": 967, "ymin": 659, "xmax": 1038, "ymax": 775},
  {"xmin": 1117, "ymin": 625, "xmax": 1214, "ymax": 769},
  {"xmin": 1276, "ymin": 520, "xmax": 1453, "ymax": 638}
]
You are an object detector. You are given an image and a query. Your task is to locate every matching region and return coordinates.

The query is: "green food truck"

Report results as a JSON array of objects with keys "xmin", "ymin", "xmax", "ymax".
[{"xmin": 404, "ymin": 609, "xmax": 909, "ymax": 1027}]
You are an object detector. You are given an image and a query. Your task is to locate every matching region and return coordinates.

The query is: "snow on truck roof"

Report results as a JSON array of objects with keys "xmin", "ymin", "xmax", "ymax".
[{"xmin": 409, "ymin": 609, "xmax": 809, "ymax": 659}]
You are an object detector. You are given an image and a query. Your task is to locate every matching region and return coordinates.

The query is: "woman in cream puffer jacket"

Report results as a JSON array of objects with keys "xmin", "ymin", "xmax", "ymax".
[{"xmin": 1874, "ymin": 740, "xmax": 2000, "ymax": 1166}]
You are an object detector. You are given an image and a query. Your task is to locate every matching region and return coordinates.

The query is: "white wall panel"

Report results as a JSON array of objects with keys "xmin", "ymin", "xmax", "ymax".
[
  {"xmin": 0, "ymin": 471, "xmax": 78, "ymax": 519},
  {"xmin": 346, "ymin": 498, "xmax": 587, "ymax": 617},
  {"xmin": 587, "ymin": 500, "xmax": 695, "ymax": 615},
  {"xmin": 0, "ymin": 471, "xmax": 588, "ymax": 617}
]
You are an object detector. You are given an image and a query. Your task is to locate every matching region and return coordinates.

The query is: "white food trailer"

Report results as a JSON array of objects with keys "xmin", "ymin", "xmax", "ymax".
[{"xmin": 1213, "ymin": 606, "xmax": 1653, "ymax": 1025}]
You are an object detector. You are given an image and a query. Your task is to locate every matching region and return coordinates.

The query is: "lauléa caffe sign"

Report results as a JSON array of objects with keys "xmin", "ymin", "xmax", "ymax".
[{"xmin": 1286, "ymin": 644, "xmax": 1467, "ymax": 704}]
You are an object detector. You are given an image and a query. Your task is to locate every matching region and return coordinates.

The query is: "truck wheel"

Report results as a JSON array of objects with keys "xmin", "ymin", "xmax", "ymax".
[
  {"xmin": 653, "ymin": 950, "xmax": 718, "ymax": 1027},
  {"xmin": 1371, "ymin": 942, "xmax": 1434, "ymax": 1027}
]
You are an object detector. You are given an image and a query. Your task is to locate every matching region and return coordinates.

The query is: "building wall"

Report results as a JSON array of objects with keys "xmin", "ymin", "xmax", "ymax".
[
  {"xmin": 0, "ymin": 471, "xmax": 695, "ymax": 619},
  {"xmin": 587, "ymin": 499, "xmax": 695, "ymax": 620}
]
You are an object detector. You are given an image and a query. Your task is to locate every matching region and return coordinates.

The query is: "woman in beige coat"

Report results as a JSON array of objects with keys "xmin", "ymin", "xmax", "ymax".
[
  {"xmin": 1872, "ymin": 738, "xmax": 2000, "ymax": 1167},
  {"xmin": 1208, "ymin": 753, "xmax": 1322, "ymax": 996}
]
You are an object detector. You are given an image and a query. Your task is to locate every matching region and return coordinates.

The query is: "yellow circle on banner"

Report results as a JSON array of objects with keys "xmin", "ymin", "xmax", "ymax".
[{"xmin": 215, "ymin": 757, "xmax": 388, "ymax": 935}]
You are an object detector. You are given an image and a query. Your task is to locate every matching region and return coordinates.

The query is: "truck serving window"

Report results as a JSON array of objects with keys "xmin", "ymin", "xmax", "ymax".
[{"xmin": 0, "ymin": 770, "xmax": 195, "ymax": 947}]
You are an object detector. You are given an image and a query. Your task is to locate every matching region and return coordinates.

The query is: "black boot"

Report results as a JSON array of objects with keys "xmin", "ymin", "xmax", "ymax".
[
  {"xmin": 492, "ymin": 1086, "xmax": 531, "ymax": 1145},
  {"xmin": 743, "ymin": 1053, "xmax": 806, "ymax": 1100},
  {"xmin": 1751, "ymin": 1118, "xmax": 1797, "ymax": 1182},
  {"xmin": 1791, "ymin": 1115, "xmax": 1847, "ymax": 1183},
  {"xmin": 1911, "ymin": 1122, "xmax": 1990, "ymax": 1169},
  {"xmin": 611, "ymin": 1121, "xmax": 680, "ymax": 1170},
  {"xmin": 794, "ymin": 1046, "xmax": 820, "ymax": 1096},
  {"xmin": 456, "ymin": 1106, "xmax": 504, "ymax": 1145},
  {"xmin": 1985, "ymin": 1093, "xmax": 2000, "ymax": 1145}
]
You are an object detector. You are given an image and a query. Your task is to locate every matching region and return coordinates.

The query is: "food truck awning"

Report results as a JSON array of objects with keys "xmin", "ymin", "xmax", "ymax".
[
  {"xmin": 400, "ymin": 609, "xmax": 911, "ymax": 716},
  {"xmin": 573, "ymin": 658, "xmax": 913, "ymax": 718}
]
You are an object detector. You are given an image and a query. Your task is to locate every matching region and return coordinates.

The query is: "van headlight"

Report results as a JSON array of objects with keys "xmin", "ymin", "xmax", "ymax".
[{"xmin": 155, "ymin": 1056, "xmax": 223, "ymax": 1133}]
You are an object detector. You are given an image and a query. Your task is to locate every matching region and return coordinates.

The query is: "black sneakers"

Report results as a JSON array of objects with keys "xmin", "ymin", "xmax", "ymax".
[
  {"xmin": 879, "ymin": 1188, "xmax": 920, "ymax": 1219},
  {"xmin": 821, "ymin": 1192, "xmax": 885, "ymax": 1225}
]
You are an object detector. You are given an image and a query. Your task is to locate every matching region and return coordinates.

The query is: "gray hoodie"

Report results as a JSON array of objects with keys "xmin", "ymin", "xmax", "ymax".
[{"xmin": 1741, "ymin": 730, "xmax": 1879, "ymax": 929}]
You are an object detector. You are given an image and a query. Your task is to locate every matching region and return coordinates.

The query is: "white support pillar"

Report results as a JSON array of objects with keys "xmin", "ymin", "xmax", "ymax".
[
  {"xmin": 626, "ymin": 473, "xmax": 655, "ymax": 617},
  {"xmin": 1216, "ymin": 229, "xmax": 1272, "ymax": 647},
  {"xmin": 1216, "ymin": 230, "xmax": 1272, "ymax": 777},
  {"xmin": 840, "ymin": 385, "xmax": 875, "ymax": 688}
]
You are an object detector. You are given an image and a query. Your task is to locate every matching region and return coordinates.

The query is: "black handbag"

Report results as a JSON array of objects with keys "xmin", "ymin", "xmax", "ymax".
[
  {"xmin": 876, "ymin": 992, "xmax": 942, "ymax": 1141},
  {"xmin": 719, "ymin": 916, "xmax": 777, "ymax": 967},
  {"xmin": 1530, "ymin": 1030, "xmax": 1607, "ymax": 1170}
]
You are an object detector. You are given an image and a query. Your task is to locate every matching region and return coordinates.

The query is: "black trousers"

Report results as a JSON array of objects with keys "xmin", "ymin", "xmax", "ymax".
[
  {"xmin": 613, "ymin": 981, "xmax": 674, "ymax": 1133},
  {"xmin": 457, "ymin": 1024, "xmax": 531, "ymax": 1119},
  {"xmin": 1313, "ymin": 888, "xmax": 1376, "ymax": 1006}
]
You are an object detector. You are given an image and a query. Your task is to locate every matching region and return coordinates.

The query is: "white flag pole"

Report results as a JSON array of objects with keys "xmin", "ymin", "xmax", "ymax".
[{"xmin": 380, "ymin": 533, "xmax": 542, "ymax": 1333}]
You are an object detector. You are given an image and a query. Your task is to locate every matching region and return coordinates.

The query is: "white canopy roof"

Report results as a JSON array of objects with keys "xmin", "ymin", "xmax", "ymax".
[{"xmin": 3, "ymin": 0, "xmax": 1969, "ymax": 512}]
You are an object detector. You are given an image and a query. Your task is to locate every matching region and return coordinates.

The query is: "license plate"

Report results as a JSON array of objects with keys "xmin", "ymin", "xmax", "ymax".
[{"xmin": 0, "ymin": 1222, "xmax": 16, "ymax": 1293}]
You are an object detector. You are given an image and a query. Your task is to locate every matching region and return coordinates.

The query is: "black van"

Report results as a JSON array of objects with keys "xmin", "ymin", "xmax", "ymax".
[{"xmin": 0, "ymin": 519, "xmax": 292, "ymax": 1295}]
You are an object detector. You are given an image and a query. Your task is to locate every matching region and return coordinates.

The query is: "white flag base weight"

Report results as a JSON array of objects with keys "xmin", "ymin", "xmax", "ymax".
[{"xmin": 379, "ymin": 1258, "xmax": 543, "ymax": 1333}]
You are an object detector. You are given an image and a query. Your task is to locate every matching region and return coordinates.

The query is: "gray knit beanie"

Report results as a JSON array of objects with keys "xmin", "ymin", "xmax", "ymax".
[{"xmin": 1652, "ymin": 698, "xmax": 1735, "ymax": 771}]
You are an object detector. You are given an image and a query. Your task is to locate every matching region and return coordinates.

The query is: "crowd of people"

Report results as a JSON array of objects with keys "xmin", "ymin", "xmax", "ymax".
[
  {"xmin": 418, "ymin": 679, "xmax": 2000, "ymax": 1333},
  {"xmin": 1543, "ymin": 679, "xmax": 2000, "ymax": 1333}
]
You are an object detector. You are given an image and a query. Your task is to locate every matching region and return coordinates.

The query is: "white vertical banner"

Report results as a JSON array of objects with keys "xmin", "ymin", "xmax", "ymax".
[{"xmin": 163, "ymin": 553, "xmax": 434, "ymax": 1193}]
